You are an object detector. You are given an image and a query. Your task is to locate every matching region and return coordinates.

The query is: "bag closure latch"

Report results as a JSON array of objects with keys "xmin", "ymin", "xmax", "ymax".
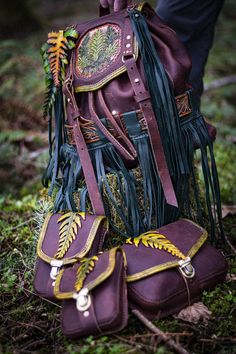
[
  {"xmin": 178, "ymin": 257, "xmax": 195, "ymax": 278},
  {"xmin": 50, "ymin": 260, "xmax": 64, "ymax": 280},
  {"xmin": 73, "ymin": 288, "xmax": 91, "ymax": 312}
]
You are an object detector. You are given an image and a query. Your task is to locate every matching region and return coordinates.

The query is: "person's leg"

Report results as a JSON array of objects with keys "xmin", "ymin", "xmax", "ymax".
[{"xmin": 157, "ymin": 0, "xmax": 224, "ymax": 106}]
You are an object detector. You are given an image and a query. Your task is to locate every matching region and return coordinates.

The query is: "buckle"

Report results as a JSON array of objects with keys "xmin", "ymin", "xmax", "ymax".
[
  {"xmin": 50, "ymin": 260, "xmax": 63, "ymax": 280},
  {"xmin": 122, "ymin": 53, "xmax": 136, "ymax": 63},
  {"xmin": 73, "ymin": 288, "xmax": 91, "ymax": 312},
  {"xmin": 178, "ymin": 257, "xmax": 195, "ymax": 278}
]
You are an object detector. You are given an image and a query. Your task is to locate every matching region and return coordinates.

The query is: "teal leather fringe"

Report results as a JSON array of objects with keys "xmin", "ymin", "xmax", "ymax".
[{"xmin": 128, "ymin": 8, "xmax": 224, "ymax": 241}]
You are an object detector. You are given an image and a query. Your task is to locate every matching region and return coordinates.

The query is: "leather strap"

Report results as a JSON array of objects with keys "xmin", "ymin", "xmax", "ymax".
[
  {"xmin": 123, "ymin": 55, "xmax": 178, "ymax": 207},
  {"xmin": 98, "ymin": 90, "xmax": 137, "ymax": 158},
  {"xmin": 88, "ymin": 92, "xmax": 136, "ymax": 161},
  {"xmin": 64, "ymin": 77, "xmax": 105, "ymax": 216}
]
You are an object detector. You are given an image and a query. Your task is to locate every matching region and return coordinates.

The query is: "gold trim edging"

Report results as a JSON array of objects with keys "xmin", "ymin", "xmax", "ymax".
[
  {"xmin": 53, "ymin": 247, "xmax": 126, "ymax": 300},
  {"xmin": 73, "ymin": 2, "xmax": 147, "ymax": 92},
  {"xmin": 37, "ymin": 213, "xmax": 108, "ymax": 265},
  {"xmin": 126, "ymin": 229, "xmax": 208, "ymax": 282}
]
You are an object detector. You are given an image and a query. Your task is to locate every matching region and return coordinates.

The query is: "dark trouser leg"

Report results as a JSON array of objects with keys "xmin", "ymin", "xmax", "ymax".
[{"xmin": 156, "ymin": 0, "xmax": 225, "ymax": 107}]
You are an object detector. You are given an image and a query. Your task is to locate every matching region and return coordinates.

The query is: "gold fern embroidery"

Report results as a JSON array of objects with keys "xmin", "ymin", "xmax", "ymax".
[
  {"xmin": 75, "ymin": 256, "xmax": 98, "ymax": 292},
  {"xmin": 55, "ymin": 212, "xmax": 86, "ymax": 259},
  {"xmin": 126, "ymin": 231, "xmax": 186, "ymax": 260}
]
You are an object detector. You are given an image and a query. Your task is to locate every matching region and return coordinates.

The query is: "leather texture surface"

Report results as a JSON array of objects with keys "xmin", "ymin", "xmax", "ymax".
[
  {"xmin": 123, "ymin": 219, "xmax": 228, "ymax": 319},
  {"xmin": 70, "ymin": 3, "xmax": 191, "ymax": 119},
  {"xmin": 33, "ymin": 213, "xmax": 108, "ymax": 299},
  {"xmin": 59, "ymin": 250, "xmax": 128, "ymax": 338}
]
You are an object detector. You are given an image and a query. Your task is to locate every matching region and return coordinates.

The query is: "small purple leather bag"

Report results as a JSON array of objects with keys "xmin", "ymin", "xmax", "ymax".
[
  {"xmin": 53, "ymin": 247, "xmax": 128, "ymax": 338},
  {"xmin": 33, "ymin": 212, "xmax": 109, "ymax": 299},
  {"xmin": 123, "ymin": 219, "xmax": 228, "ymax": 320}
]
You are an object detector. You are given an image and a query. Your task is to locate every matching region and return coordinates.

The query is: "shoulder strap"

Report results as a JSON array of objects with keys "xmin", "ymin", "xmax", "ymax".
[
  {"xmin": 64, "ymin": 76, "xmax": 105, "ymax": 216},
  {"xmin": 122, "ymin": 16, "xmax": 178, "ymax": 207}
]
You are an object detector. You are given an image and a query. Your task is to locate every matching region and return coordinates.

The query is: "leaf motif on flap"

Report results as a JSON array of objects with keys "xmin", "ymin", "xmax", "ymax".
[
  {"xmin": 75, "ymin": 255, "xmax": 98, "ymax": 292},
  {"xmin": 76, "ymin": 24, "xmax": 121, "ymax": 78},
  {"xmin": 54, "ymin": 212, "xmax": 86, "ymax": 259},
  {"xmin": 126, "ymin": 231, "xmax": 186, "ymax": 260}
]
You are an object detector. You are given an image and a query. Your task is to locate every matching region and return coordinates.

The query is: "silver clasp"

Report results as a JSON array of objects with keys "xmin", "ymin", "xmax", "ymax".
[
  {"xmin": 50, "ymin": 260, "xmax": 63, "ymax": 280},
  {"xmin": 73, "ymin": 288, "xmax": 91, "ymax": 312},
  {"xmin": 178, "ymin": 257, "xmax": 195, "ymax": 278}
]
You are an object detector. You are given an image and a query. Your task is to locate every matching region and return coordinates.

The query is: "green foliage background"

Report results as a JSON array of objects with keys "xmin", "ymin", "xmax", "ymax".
[{"xmin": 0, "ymin": 1, "xmax": 235, "ymax": 353}]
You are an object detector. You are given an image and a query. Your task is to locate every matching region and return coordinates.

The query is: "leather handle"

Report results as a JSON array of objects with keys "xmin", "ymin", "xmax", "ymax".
[{"xmin": 88, "ymin": 92, "xmax": 136, "ymax": 161}]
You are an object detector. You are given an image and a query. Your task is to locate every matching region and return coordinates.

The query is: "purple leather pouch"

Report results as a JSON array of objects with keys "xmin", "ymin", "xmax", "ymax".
[
  {"xmin": 33, "ymin": 212, "xmax": 109, "ymax": 299},
  {"xmin": 54, "ymin": 247, "xmax": 128, "ymax": 338},
  {"xmin": 123, "ymin": 219, "xmax": 228, "ymax": 320}
]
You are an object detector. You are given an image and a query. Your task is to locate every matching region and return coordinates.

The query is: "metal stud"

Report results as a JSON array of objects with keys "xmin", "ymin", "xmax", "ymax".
[
  {"xmin": 83, "ymin": 311, "xmax": 89, "ymax": 317},
  {"xmin": 67, "ymin": 98, "xmax": 71, "ymax": 103},
  {"xmin": 126, "ymin": 35, "xmax": 131, "ymax": 40},
  {"xmin": 135, "ymin": 13, "xmax": 139, "ymax": 18},
  {"xmin": 112, "ymin": 110, "xmax": 117, "ymax": 115},
  {"xmin": 134, "ymin": 78, "xmax": 140, "ymax": 83},
  {"xmin": 126, "ymin": 43, "xmax": 131, "ymax": 48}
]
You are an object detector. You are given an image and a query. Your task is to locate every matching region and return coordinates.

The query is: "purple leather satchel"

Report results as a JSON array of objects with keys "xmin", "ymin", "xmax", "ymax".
[
  {"xmin": 123, "ymin": 219, "xmax": 228, "ymax": 319},
  {"xmin": 53, "ymin": 247, "xmax": 128, "ymax": 338},
  {"xmin": 34, "ymin": 212, "xmax": 109, "ymax": 299}
]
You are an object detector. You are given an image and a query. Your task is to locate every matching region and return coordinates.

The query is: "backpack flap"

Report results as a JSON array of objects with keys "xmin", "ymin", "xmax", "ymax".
[
  {"xmin": 123, "ymin": 219, "xmax": 228, "ymax": 319},
  {"xmin": 33, "ymin": 212, "xmax": 108, "ymax": 299},
  {"xmin": 54, "ymin": 248, "xmax": 128, "ymax": 338}
]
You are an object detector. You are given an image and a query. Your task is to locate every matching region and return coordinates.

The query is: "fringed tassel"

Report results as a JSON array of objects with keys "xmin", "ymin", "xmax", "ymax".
[
  {"xmin": 54, "ymin": 143, "xmax": 82, "ymax": 212},
  {"xmin": 42, "ymin": 88, "xmax": 65, "ymax": 195},
  {"xmin": 128, "ymin": 9, "xmax": 189, "ymax": 181},
  {"xmin": 90, "ymin": 143, "xmax": 144, "ymax": 237},
  {"xmin": 181, "ymin": 115, "xmax": 224, "ymax": 241}
]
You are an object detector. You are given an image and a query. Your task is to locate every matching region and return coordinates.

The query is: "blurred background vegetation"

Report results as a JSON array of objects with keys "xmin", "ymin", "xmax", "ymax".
[{"xmin": 0, "ymin": 1, "xmax": 235, "ymax": 353}]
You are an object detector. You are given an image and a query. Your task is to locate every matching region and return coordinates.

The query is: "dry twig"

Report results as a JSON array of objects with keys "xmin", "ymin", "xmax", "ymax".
[{"xmin": 132, "ymin": 309, "xmax": 190, "ymax": 354}]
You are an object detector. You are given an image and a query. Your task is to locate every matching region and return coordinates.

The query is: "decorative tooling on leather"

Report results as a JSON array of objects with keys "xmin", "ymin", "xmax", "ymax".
[
  {"xmin": 126, "ymin": 231, "xmax": 186, "ymax": 260},
  {"xmin": 176, "ymin": 93, "xmax": 192, "ymax": 117},
  {"xmin": 75, "ymin": 255, "xmax": 98, "ymax": 292},
  {"xmin": 54, "ymin": 212, "xmax": 86, "ymax": 259},
  {"xmin": 76, "ymin": 24, "xmax": 122, "ymax": 78}
]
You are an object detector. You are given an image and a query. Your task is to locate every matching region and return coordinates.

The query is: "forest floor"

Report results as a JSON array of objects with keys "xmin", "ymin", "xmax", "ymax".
[{"xmin": 0, "ymin": 1, "xmax": 236, "ymax": 353}]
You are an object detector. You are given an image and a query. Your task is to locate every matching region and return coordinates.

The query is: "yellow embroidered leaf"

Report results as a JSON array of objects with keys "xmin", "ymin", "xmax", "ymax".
[
  {"xmin": 58, "ymin": 212, "xmax": 72, "ymax": 223},
  {"xmin": 54, "ymin": 212, "xmax": 85, "ymax": 259},
  {"xmin": 126, "ymin": 238, "xmax": 132, "ymax": 244},
  {"xmin": 75, "ymin": 256, "xmax": 98, "ymax": 292},
  {"xmin": 127, "ymin": 231, "xmax": 186, "ymax": 260}
]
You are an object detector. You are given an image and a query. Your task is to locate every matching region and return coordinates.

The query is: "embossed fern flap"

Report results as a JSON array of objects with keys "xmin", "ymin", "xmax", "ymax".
[
  {"xmin": 126, "ymin": 231, "xmax": 186, "ymax": 260},
  {"xmin": 55, "ymin": 212, "xmax": 86, "ymax": 259},
  {"xmin": 37, "ymin": 212, "xmax": 108, "ymax": 264}
]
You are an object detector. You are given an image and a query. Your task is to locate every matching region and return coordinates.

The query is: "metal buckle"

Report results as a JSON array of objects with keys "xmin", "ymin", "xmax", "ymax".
[
  {"xmin": 50, "ymin": 260, "xmax": 63, "ymax": 280},
  {"xmin": 178, "ymin": 257, "xmax": 195, "ymax": 278},
  {"xmin": 122, "ymin": 53, "xmax": 136, "ymax": 63},
  {"xmin": 73, "ymin": 288, "xmax": 91, "ymax": 312}
]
